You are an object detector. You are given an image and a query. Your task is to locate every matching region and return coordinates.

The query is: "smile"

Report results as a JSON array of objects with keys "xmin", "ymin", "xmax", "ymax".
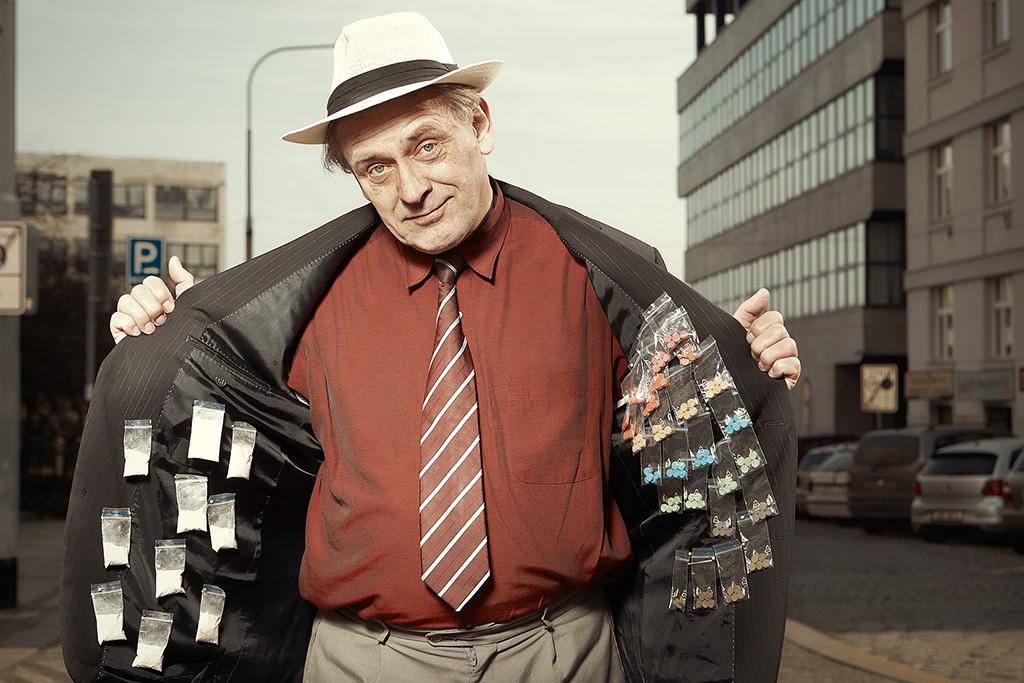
[{"xmin": 408, "ymin": 199, "xmax": 448, "ymax": 227}]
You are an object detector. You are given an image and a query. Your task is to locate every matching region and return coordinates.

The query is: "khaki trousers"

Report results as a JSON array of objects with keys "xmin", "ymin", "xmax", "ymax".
[{"xmin": 303, "ymin": 586, "xmax": 626, "ymax": 682}]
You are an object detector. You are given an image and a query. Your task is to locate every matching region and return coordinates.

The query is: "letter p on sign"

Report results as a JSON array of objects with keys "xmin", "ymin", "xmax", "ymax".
[{"xmin": 128, "ymin": 237, "xmax": 165, "ymax": 287}]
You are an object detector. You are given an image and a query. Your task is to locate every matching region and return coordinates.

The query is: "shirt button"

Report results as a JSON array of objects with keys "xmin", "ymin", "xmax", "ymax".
[{"xmin": 427, "ymin": 634, "xmax": 443, "ymax": 643}]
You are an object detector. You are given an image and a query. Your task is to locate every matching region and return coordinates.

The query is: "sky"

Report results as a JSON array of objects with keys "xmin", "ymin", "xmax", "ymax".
[{"xmin": 15, "ymin": 1, "xmax": 698, "ymax": 275}]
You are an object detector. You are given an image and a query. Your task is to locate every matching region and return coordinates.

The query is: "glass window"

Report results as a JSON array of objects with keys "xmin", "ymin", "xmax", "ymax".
[
  {"xmin": 73, "ymin": 178, "xmax": 90, "ymax": 215},
  {"xmin": 987, "ymin": 0, "xmax": 1010, "ymax": 49},
  {"xmin": 933, "ymin": 141, "xmax": 954, "ymax": 218},
  {"xmin": 156, "ymin": 185, "xmax": 218, "ymax": 221},
  {"xmin": 933, "ymin": 0, "xmax": 953, "ymax": 75},
  {"xmin": 990, "ymin": 275, "xmax": 1013, "ymax": 359},
  {"xmin": 113, "ymin": 183, "xmax": 146, "ymax": 219},
  {"xmin": 989, "ymin": 118, "xmax": 1012, "ymax": 203},
  {"xmin": 168, "ymin": 242, "xmax": 219, "ymax": 281},
  {"xmin": 155, "ymin": 185, "xmax": 186, "ymax": 220},
  {"xmin": 16, "ymin": 173, "xmax": 67, "ymax": 216},
  {"xmin": 934, "ymin": 285, "xmax": 955, "ymax": 361}
]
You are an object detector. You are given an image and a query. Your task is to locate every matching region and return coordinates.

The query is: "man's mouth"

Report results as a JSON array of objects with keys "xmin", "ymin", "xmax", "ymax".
[{"xmin": 409, "ymin": 199, "xmax": 448, "ymax": 226}]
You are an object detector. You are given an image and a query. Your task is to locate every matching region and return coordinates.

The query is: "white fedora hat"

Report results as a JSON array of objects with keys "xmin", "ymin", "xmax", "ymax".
[{"xmin": 282, "ymin": 12, "xmax": 502, "ymax": 145}]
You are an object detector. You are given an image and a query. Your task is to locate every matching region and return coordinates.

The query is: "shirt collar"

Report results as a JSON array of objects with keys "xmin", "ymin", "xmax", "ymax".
[{"xmin": 401, "ymin": 179, "xmax": 510, "ymax": 289}]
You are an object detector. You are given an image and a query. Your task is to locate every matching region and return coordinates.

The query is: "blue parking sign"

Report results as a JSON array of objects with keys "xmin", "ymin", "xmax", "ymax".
[{"xmin": 128, "ymin": 237, "xmax": 164, "ymax": 287}]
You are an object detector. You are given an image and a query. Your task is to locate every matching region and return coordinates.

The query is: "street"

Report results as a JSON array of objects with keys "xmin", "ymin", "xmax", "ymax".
[{"xmin": 784, "ymin": 517, "xmax": 1024, "ymax": 682}]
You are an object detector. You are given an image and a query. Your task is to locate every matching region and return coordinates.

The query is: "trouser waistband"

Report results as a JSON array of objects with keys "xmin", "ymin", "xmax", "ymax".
[{"xmin": 348, "ymin": 585, "xmax": 600, "ymax": 646}]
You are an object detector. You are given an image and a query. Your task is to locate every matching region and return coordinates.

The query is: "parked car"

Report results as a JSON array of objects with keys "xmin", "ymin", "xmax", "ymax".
[
  {"xmin": 1004, "ymin": 452, "xmax": 1024, "ymax": 554},
  {"xmin": 848, "ymin": 426, "xmax": 1006, "ymax": 533},
  {"xmin": 911, "ymin": 437, "xmax": 1024, "ymax": 541},
  {"xmin": 806, "ymin": 445, "xmax": 856, "ymax": 519},
  {"xmin": 796, "ymin": 443, "xmax": 850, "ymax": 516}
]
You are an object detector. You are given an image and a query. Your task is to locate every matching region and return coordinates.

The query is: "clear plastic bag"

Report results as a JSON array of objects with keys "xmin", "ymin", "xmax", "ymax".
[
  {"xmin": 175, "ymin": 473, "xmax": 208, "ymax": 533},
  {"xmin": 669, "ymin": 550, "xmax": 689, "ymax": 610},
  {"xmin": 713, "ymin": 540, "xmax": 750, "ymax": 604},
  {"xmin": 207, "ymin": 493, "xmax": 238, "ymax": 552},
  {"xmin": 739, "ymin": 466, "xmax": 779, "ymax": 522},
  {"xmin": 689, "ymin": 548, "xmax": 717, "ymax": 610},
  {"xmin": 123, "ymin": 420, "xmax": 152, "ymax": 478},
  {"xmin": 132, "ymin": 610, "xmax": 173, "ymax": 672},
  {"xmin": 227, "ymin": 422, "xmax": 256, "ymax": 479},
  {"xmin": 682, "ymin": 464, "xmax": 708, "ymax": 510},
  {"xmin": 154, "ymin": 539, "xmax": 186, "ymax": 598},
  {"xmin": 708, "ymin": 479, "xmax": 737, "ymax": 538},
  {"xmin": 738, "ymin": 511, "xmax": 774, "ymax": 573},
  {"xmin": 100, "ymin": 507, "xmax": 131, "ymax": 568},
  {"xmin": 187, "ymin": 401, "xmax": 225, "ymax": 462},
  {"xmin": 90, "ymin": 581, "xmax": 127, "ymax": 644},
  {"xmin": 196, "ymin": 584, "xmax": 226, "ymax": 645}
]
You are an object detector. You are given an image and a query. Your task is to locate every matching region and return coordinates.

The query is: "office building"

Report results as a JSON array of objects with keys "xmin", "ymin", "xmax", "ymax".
[
  {"xmin": 679, "ymin": 0, "xmax": 906, "ymax": 435},
  {"xmin": 902, "ymin": 0, "xmax": 1021, "ymax": 433},
  {"xmin": 15, "ymin": 153, "xmax": 225, "ymax": 286}
]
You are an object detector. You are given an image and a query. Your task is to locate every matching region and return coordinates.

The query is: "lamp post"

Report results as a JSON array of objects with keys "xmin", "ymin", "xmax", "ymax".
[{"xmin": 246, "ymin": 43, "xmax": 333, "ymax": 261}]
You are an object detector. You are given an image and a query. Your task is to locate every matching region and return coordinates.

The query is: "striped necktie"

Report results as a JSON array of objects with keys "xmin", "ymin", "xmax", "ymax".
[{"xmin": 419, "ymin": 252, "xmax": 490, "ymax": 611}]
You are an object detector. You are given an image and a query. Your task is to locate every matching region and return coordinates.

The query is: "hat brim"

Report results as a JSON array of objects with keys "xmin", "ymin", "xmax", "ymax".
[{"xmin": 282, "ymin": 60, "xmax": 503, "ymax": 145}]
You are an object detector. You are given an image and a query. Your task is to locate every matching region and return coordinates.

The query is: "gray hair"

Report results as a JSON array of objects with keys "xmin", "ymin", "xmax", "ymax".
[{"xmin": 322, "ymin": 84, "xmax": 483, "ymax": 174}]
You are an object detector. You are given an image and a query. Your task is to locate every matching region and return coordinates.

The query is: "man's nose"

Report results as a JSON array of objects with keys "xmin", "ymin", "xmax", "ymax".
[{"xmin": 396, "ymin": 162, "xmax": 430, "ymax": 205}]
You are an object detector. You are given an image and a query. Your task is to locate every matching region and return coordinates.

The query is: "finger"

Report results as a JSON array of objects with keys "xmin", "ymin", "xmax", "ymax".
[
  {"xmin": 168, "ymin": 256, "xmax": 196, "ymax": 298},
  {"xmin": 745, "ymin": 309, "xmax": 784, "ymax": 343},
  {"xmin": 766, "ymin": 357, "xmax": 802, "ymax": 390},
  {"xmin": 732, "ymin": 288, "xmax": 770, "ymax": 331},
  {"xmin": 109, "ymin": 311, "xmax": 138, "ymax": 343},
  {"xmin": 756, "ymin": 337, "xmax": 799, "ymax": 370},
  {"xmin": 119, "ymin": 288, "xmax": 162, "ymax": 334},
  {"xmin": 140, "ymin": 275, "xmax": 175, "ymax": 313},
  {"xmin": 748, "ymin": 321, "xmax": 790, "ymax": 359}
]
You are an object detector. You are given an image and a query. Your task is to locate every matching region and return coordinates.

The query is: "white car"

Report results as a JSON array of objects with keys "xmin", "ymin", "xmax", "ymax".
[{"xmin": 806, "ymin": 446, "xmax": 856, "ymax": 519}]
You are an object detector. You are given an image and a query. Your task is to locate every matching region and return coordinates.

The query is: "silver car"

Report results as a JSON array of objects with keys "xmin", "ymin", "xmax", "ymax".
[
  {"xmin": 911, "ymin": 437, "xmax": 1024, "ymax": 542},
  {"xmin": 1003, "ymin": 450, "xmax": 1024, "ymax": 554},
  {"xmin": 806, "ymin": 446, "xmax": 856, "ymax": 519},
  {"xmin": 796, "ymin": 444, "xmax": 850, "ymax": 516}
]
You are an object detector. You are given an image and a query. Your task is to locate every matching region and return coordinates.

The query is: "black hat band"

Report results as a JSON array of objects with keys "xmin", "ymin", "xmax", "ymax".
[{"xmin": 327, "ymin": 59, "xmax": 458, "ymax": 116}]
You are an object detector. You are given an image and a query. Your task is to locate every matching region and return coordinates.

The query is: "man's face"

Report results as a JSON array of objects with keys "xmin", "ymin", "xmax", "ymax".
[{"xmin": 337, "ymin": 89, "xmax": 495, "ymax": 255}]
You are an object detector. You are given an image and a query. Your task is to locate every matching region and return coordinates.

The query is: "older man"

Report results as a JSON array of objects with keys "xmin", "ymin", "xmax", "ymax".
[{"xmin": 66, "ymin": 12, "xmax": 799, "ymax": 683}]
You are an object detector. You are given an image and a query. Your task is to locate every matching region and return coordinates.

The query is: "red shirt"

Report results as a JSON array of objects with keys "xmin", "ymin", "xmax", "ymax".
[{"xmin": 288, "ymin": 184, "xmax": 632, "ymax": 628}]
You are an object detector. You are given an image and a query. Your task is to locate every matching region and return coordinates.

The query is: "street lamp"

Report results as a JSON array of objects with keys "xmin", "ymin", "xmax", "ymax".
[{"xmin": 246, "ymin": 43, "xmax": 333, "ymax": 261}]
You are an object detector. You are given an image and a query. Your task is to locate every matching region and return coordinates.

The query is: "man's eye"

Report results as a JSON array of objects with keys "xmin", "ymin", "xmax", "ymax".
[
  {"xmin": 369, "ymin": 164, "xmax": 387, "ymax": 176},
  {"xmin": 421, "ymin": 143, "xmax": 436, "ymax": 154}
]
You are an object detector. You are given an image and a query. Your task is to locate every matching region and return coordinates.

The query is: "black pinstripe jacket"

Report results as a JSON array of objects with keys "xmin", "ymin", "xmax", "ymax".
[{"xmin": 61, "ymin": 181, "xmax": 796, "ymax": 683}]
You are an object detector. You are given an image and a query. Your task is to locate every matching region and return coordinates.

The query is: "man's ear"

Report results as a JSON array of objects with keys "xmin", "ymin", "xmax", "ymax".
[{"xmin": 474, "ymin": 98, "xmax": 495, "ymax": 155}]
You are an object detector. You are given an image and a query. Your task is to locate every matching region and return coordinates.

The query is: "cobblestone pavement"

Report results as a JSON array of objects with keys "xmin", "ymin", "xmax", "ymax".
[{"xmin": 789, "ymin": 517, "xmax": 1024, "ymax": 682}]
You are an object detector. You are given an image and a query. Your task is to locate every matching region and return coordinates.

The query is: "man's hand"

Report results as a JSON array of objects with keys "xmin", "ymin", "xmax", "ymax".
[
  {"xmin": 110, "ymin": 256, "xmax": 195, "ymax": 343},
  {"xmin": 732, "ymin": 288, "xmax": 800, "ymax": 390}
]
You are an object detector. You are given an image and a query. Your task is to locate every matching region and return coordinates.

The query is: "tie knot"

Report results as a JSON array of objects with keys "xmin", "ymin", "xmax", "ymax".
[{"xmin": 433, "ymin": 252, "xmax": 467, "ymax": 286}]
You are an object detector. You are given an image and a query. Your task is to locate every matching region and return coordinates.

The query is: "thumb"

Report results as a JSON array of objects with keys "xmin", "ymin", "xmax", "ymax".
[
  {"xmin": 168, "ymin": 256, "xmax": 196, "ymax": 297},
  {"xmin": 732, "ymin": 288, "xmax": 770, "ymax": 330}
]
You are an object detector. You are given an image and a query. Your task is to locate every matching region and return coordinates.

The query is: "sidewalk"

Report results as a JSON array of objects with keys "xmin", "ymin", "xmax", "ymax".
[
  {"xmin": 0, "ymin": 517, "xmax": 964, "ymax": 683},
  {"xmin": 0, "ymin": 517, "xmax": 69, "ymax": 682}
]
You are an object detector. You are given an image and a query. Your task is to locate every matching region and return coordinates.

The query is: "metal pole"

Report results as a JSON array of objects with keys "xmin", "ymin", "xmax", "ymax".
[
  {"xmin": 0, "ymin": 0, "xmax": 20, "ymax": 608},
  {"xmin": 245, "ymin": 43, "xmax": 332, "ymax": 261}
]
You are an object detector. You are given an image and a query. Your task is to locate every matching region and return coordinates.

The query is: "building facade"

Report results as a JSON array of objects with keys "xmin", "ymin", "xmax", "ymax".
[
  {"xmin": 14, "ymin": 154, "xmax": 226, "ymax": 504},
  {"xmin": 680, "ymin": 0, "xmax": 907, "ymax": 437},
  {"xmin": 15, "ymin": 154, "xmax": 226, "ymax": 286},
  {"xmin": 902, "ymin": 0, "xmax": 1021, "ymax": 433}
]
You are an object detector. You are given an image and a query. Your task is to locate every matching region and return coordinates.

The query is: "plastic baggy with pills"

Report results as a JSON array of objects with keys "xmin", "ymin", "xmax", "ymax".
[{"xmin": 621, "ymin": 292, "xmax": 780, "ymax": 617}]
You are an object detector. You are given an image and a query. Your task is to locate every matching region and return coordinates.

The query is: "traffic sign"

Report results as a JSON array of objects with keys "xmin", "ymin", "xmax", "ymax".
[
  {"xmin": 0, "ymin": 221, "xmax": 27, "ymax": 315},
  {"xmin": 861, "ymin": 363, "xmax": 899, "ymax": 413},
  {"xmin": 127, "ymin": 237, "xmax": 164, "ymax": 287}
]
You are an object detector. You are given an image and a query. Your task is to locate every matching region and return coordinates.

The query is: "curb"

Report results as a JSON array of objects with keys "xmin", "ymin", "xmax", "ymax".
[{"xmin": 784, "ymin": 619, "xmax": 956, "ymax": 683}]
